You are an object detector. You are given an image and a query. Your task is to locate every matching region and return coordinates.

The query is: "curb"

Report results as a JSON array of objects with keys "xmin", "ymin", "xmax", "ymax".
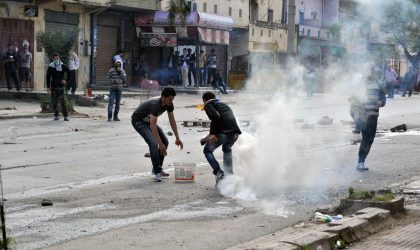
[{"xmin": 228, "ymin": 207, "xmax": 394, "ymax": 250}]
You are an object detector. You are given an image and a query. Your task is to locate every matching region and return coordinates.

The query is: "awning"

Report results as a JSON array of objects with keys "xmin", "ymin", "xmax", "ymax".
[{"xmin": 134, "ymin": 11, "xmax": 233, "ymax": 45}]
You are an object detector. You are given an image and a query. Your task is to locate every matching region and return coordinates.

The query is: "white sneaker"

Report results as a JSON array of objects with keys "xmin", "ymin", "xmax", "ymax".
[
  {"xmin": 154, "ymin": 172, "xmax": 162, "ymax": 182},
  {"xmin": 356, "ymin": 162, "xmax": 369, "ymax": 171}
]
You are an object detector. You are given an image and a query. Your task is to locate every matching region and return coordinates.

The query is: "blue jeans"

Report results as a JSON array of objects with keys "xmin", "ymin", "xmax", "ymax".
[
  {"xmin": 108, "ymin": 89, "xmax": 121, "ymax": 119},
  {"xmin": 203, "ymin": 132, "xmax": 239, "ymax": 175},
  {"xmin": 358, "ymin": 116, "xmax": 378, "ymax": 163},
  {"xmin": 132, "ymin": 121, "xmax": 169, "ymax": 174}
]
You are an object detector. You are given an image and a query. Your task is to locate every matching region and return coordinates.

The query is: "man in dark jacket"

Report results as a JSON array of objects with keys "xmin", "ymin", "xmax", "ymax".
[
  {"xmin": 201, "ymin": 92, "xmax": 241, "ymax": 186},
  {"xmin": 2, "ymin": 43, "xmax": 20, "ymax": 91},
  {"xmin": 356, "ymin": 63, "xmax": 386, "ymax": 171},
  {"xmin": 46, "ymin": 53, "xmax": 71, "ymax": 121}
]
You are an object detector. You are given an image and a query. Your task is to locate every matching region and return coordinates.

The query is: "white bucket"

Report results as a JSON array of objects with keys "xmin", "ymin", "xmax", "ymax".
[
  {"xmin": 174, "ymin": 162, "xmax": 195, "ymax": 182},
  {"xmin": 4, "ymin": 127, "xmax": 17, "ymax": 144}
]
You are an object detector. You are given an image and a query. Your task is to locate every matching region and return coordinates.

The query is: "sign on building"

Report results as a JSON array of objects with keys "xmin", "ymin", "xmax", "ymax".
[{"xmin": 140, "ymin": 33, "xmax": 177, "ymax": 47}]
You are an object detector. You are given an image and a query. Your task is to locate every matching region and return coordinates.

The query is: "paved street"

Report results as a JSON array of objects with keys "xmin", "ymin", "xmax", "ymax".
[{"xmin": 1, "ymin": 92, "xmax": 420, "ymax": 249}]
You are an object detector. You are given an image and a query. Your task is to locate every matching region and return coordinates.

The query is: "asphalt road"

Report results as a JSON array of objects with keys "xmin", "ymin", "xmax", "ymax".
[{"xmin": 1, "ymin": 92, "xmax": 420, "ymax": 249}]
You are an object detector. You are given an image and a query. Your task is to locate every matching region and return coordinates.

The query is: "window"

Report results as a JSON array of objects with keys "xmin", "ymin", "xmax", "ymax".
[
  {"xmin": 214, "ymin": 4, "xmax": 217, "ymax": 13},
  {"xmin": 318, "ymin": 31, "xmax": 321, "ymax": 38},
  {"xmin": 239, "ymin": 9, "xmax": 242, "ymax": 17},
  {"xmin": 302, "ymin": 28, "xmax": 304, "ymax": 35},
  {"xmin": 228, "ymin": 7, "xmax": 232, "ymax": 16},
  {"xmin": 307, "ymin": 29, "xmax": 311, "ymax": 36},
  {"xmin": 268, "ymin": 9, "xmax": 273, "ymax": 23},
  {"xmin": 269, "ymin": 30, "xmax": 271, "ymax": 37},
  {"xmin": 187, "ymin": 1, "xmax": 197, "ymax": 11},
  {"xmin": 261, "ymin": 29, "xmax": 263, "ymax": 36},
  {"xmin": 203, "ymin": 3, "xmax": 207, "ymax": 12},
  {"xmin": 252, "ymin": 28, "xmax": 254, "ymax": 36},
  {"xmin": 299, "ymin": 10, "xmax": 304, "ymax": 25}
]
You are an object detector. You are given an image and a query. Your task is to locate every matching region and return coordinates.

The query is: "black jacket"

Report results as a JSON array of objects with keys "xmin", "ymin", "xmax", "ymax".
[
  {"xmin": 46, "ymin": 62, "xmax": 71, "ymax": 89},
  {"xmin": 204, "ymin": 99, "xmax": 241, "ymax": 135}
]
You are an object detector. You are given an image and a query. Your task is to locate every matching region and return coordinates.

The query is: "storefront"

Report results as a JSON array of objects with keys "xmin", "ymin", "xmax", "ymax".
[{"xmin": 134, "ymin": 11, "xmax": 233, "ymax": 86}]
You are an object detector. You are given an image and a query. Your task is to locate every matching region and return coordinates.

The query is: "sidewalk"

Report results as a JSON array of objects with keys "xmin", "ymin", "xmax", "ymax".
[{"xmin": 229, "ymin": 177, "xmax": 420, "ymax": 250}]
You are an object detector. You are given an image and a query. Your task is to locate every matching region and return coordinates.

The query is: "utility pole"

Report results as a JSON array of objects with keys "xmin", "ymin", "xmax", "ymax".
[{"xmin": 287, "ymin": 0, "xmax": 296, "ymax": 56}]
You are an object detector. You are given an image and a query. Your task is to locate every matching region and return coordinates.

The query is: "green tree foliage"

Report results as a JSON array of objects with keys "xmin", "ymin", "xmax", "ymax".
[
  {"xmin": 381, "ymin": 0, "xmax": 420, "ymax": 68},
  {"xmin": 327, "ymin": 23, "xmax": 342, "ymax": 41},
  {"xmin": 167, "ymin": 0, "xmax": 190, "ymax": 25},
  {"xmin": 36, "ymin": 29, "xmax": 78, "ymax": 65}
]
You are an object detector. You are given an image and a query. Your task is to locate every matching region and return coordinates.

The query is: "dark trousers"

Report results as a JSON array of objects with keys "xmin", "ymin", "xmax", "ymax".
[
  {"xmin": 188, "ymin": 65, "xmax": 197, "ymax": 86},
  {"xmin": 386, "ymin": 81, "xmax": 394, "ymax": 98},
  {"xmin": 108, "ymin": 89, "xmax": 122, "ymax": 119},
  {"xmin": 4, "ymin": 64, "xmax": 20, "ymax": 91},
  {"xmin": 51, "ymin": 88, "xmax": 68, "ymax": 117},
  {"xmin": 203, "ymin": 132, "xmax": 239, "ymax": 175},
  {"xmin": 358, "ymin": 116, "xmax": 378, "ymax": 163},
  {"xmin": 207, "ymin": 68, "xmax": 217, "ymax": 86},
  {"xmin": 132, "ymin": 121, "xmax": 169, "ymax": 174},
  {"xmin": 66, "ymin": 70, "xmax": 77, "ymax": 94}
]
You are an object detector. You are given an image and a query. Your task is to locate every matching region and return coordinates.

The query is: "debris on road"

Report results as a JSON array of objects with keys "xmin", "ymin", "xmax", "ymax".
[
  {"xmin": 167, "ymin": 131, "xmax": 173, "ymax": 136},
  {"xmin": 0, "ymin": 106, "xmax": 17, "ymax": 110},
  {"xmin": 317, "ymin": 116, "xmax": 333, "ymax": 125},
  {"xmin": 144, "ymin": 153, "xmax": 151, "ymax": 157},
  {"xmin": 183, "ymin": 120, "xmax": 211, "ymax": 127},
  {"xmin": 301, "ymin": 123, "xmax": 315, "ymax": 129},
  {"xmin": 41, "ymin": 199, "xmax": 53, "ymax": 206},
  {"xmin": 390, "ymin": 124, "xmax": 408, "ymax": 132}
]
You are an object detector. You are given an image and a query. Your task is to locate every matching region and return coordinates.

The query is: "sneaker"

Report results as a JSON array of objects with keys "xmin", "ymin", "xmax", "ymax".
[
  {"xmin": 161, "ymin": 170, "xmax": 170, "ymax": 178},
  {"xmin": 356, "ymin": 162, "xmax": 369, "ymax": 171},
  {"xmin": 107, "ymin": 118, "xmax": 112, "ymax": 122},
  {"xmin": 64, "ymin": 117, "xmax": 69, "ymax": 121},
  {"xmin": 215, "ymin": 170, "xmax": 225, "ymax": 187},
  {"xmin": 54, "ymin": 116, "xmax": 59, "ymax": 121},
  {"xmin": 154, "ymin": 172, "xmax": 162, "ymax": 182},
  {"xmin": 113, "ymin": 117, "xmax": 121, "ymax": 121}
]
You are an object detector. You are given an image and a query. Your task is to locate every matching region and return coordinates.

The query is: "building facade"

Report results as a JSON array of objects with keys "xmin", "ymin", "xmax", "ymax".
[{"xmin": 0, "ymin": 0, "xmax": 110, "ymax": 91}]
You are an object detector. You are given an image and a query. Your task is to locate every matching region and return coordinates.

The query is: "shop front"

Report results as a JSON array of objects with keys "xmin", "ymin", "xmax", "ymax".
[{"xmin": 134, "ymin": 11, "xmax": 233, "ymax": 87}]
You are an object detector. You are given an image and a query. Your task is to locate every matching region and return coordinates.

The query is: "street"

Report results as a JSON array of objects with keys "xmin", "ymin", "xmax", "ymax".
[{"xmin": 1, "ymin": 92, "xmax": 420, "ymax": 249}]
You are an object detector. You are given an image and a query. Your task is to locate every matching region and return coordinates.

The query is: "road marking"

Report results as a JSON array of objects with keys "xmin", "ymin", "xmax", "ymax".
[{"xmin": 5, "ymin": 162, "xmax": 210, "ymax": 200}]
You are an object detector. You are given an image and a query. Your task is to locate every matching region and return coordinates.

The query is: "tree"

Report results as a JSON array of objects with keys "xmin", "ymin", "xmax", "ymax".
[
  {"xmin": 36, "ymin": 29, "xmax": 78, "ymax": 65},
  {"xmin": 381, "ymin": 0, "xmax": 420, "ymax": 68},
  {"xmin": 167, "ymin": 0, "xmax": 190, "ymax": 25},
  {"xmin": 327, "ymin": 23, "xmax": 342, "ymax": 41}
]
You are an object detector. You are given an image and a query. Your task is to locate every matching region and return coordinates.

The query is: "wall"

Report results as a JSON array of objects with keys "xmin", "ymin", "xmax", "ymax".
[
  {"xmin": 35, "ymin": 3, "xmax": 91, "ymax": 91},
  {"xmin": 294, "ymin": 0, "xmax": 323, "ymax": 25},
  {"xmin": 323, "ymin": 0, "xmax": 338, "ymax": 28}
]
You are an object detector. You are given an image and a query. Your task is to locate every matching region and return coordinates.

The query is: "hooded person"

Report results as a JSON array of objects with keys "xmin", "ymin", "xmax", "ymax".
[{"xmin": 46, "ymin": 53, "xmax": 71, "ymax": 121}]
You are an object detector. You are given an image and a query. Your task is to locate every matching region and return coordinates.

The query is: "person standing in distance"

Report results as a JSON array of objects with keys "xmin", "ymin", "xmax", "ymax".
[
  {"xmin": 46, "ymin": 53, "xmax": 71, "ymax": 121},
  {"xmin": 131, "ymin": 87, "xmax": 183, "ymax": 182},
  {"xmin": 107, "ymin": 60, "xmax": 126, "ymax": 121},
  {"xmin": 200, "ymin": 92, "xmax": 241, "ymax": 186}
]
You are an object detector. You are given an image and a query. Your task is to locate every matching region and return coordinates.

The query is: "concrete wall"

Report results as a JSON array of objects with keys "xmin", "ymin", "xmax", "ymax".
[
  {"xmin": 0, "ymin": 2, "xmax": 92, "ymax": 91},
  {"xmin": 294, "ymin": 0, "xmax": 323, "ymax": 24},
  {"xmin": 323, "ymin": 0, "xmax": 338, "ymax": 28},
  {"xmin": 257, "ymin": 0, "xmax": 283, "ymax": 23},
  {"xmin": 36, "ymin": 3, "xmax": 91, "ymax": 91}
]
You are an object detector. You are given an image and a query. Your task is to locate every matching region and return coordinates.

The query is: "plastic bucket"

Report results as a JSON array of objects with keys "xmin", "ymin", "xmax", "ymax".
[{"xmin": 174, "ymin": 162, "xmax": 195, "ymax": 182}]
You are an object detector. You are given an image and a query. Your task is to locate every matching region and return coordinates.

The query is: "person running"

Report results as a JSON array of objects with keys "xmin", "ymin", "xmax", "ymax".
[
  {"xmin": 200, "ymin": 92, "xmax": 241, "ymax": 186},
  {"xmin": 107, "ymin": 60, "xmax": 126, "ymax": 121},
  {"xmin": 356, "ymin": 63, "xmax": 386, "ymax": 171},
  {"xmin": 131, "ymin": 87, "xmax": 183, "ymax": 182},
  {"xmin": 46, "ymin": 53, "xmax": 71, "ymax": 121}
]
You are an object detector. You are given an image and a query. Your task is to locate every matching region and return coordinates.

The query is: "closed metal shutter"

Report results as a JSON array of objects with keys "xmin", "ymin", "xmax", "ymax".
[{"xmin": 95, "ymin": 25, "xmax": 118, "ymax": 85}]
